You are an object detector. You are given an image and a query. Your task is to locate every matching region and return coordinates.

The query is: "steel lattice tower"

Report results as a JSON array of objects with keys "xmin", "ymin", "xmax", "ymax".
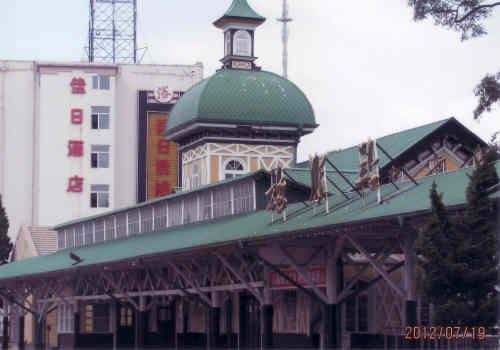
[
  {"xmin": 88, "ymin": 0, "xmax": 137, "ymax": 63},
  {"xmin": 277, "ymin": 0, "xmax": 292, "ymax": 79}
]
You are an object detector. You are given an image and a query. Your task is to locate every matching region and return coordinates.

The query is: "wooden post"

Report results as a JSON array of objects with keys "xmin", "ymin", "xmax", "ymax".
[
  {"xmin": 262, "ymin": 268, "xmax": 273, "ymax": 349},
  {"xmin": 2, "ymin": 315, "xmax": 8, "ymax": 350},
  {"xmin": 325, "ymin": 240, "xmax": 341, "ymax": 349},
  {"xmin": 112, "ymin": 300, "xmax": 117, "ymax": 350},
  {"xmin": 73, "ymin": 309, "xmax": 80, "ymax": 350},
  {"xmin": 404, "ymin": 233, "xmax": 417, "ymax": 349},
  {"xmin": 208, "ymin": 291, "xmax": 221, "ymax": 349},
  {"xmin": 18, "ymin": 316, "xmax": 24, "ymax": 350}
]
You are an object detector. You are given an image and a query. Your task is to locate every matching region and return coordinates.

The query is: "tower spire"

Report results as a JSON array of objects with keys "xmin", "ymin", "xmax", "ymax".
[{"xmin": 277, "ymin": 0, "xmax": 292, "ymax": 79}]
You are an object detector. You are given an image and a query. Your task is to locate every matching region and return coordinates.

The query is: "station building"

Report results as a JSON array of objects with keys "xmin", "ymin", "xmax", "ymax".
[{"xmin": 0, "ymin": 0, "xmax": 498, "ymax": 349}]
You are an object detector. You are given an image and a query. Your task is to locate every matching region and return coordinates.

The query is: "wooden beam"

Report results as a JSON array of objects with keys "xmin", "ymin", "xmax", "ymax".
[
  {"xmin": 252, "ymin": 253, "xmax": 327, "ymax": 306},
  {"xmin": 274, "ymin": 245, "xmax": 329, "ymax": 304},
  {"xmin": 325, "ymin": 158, "xmax": 362, "ymax": 196},
  {"xmin": 345, "ymin": 235, "xmax": 406, "ymax": 299},
  {"xmin": 168, "ymin": 263, "xmax": 212, "ymax": 306},
  {"xmin": 214, "ymin": 252, "xmax": 263, "ymax": 305},
  {"xmin": 337, "ymin": 261, "xmax": 405, "ymax": 305},
  {"xmin": 376, "ymin": 143, "xmax": 418, "ymax": 186}
]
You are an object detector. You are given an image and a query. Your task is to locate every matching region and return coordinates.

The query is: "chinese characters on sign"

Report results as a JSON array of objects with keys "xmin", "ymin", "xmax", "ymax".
[
  {"xmin": 71, "ymin": 109, "xmax": 83, "ymax": 124},
  {"xmin": 153, "ymin": 86, "xmax": 183, "ymax": 103},
  {"xmin": 270, "ymin": 268, "xmax": 326, "ymax": 288},
  {"xmin": 68, "ymin": 140, "xmax": 84, "ymax": 157},
  {"xmin": 67, "ymin": 176, "xmax": 84, "ymax": 192},
  {"xmin": 146, "ymin": 112, "xmax": 178, "ymax": 200},
  {"xmin": 67, "ymin": 78, "xmax": 85, "ymax": 193},
  {"xmin": 70, "ymin": 77, "xmax": 86, "ymax": 94}
]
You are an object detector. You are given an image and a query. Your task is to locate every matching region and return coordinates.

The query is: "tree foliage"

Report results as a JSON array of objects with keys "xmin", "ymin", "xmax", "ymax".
[
  {"xmin": 407, "ymin": 0, "xmax": 500, "ymax": 119},
  {"xmin": 0, "ymin": 195, "xmax": 11, "ymax": 265},
  {"xmin": 419, "ymin": 149, "xmax": 499, "ymax": 326}
]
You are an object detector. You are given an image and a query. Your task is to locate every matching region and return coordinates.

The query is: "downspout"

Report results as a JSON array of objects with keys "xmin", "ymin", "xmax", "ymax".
[
  {"xmin": 31, "ymin": 62, "xmax": 39, "ymax": 226},
  {"xmin": 0, "ymin": 62, "xmax": 6, "ymax": 196}
]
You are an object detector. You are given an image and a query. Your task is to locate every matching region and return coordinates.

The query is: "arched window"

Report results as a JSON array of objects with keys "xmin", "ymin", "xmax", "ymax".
[
  {"xmin": 224, "ymin": 160, "xmax": 245, "ymax": 179},
  {"xmin": 233, "ymin": 30, "xmax": 251, "ymax": 57}
]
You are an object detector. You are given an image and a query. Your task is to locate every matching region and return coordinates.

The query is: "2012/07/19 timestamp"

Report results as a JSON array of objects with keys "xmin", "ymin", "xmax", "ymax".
[{"xmin": 404, "ymin": 326, "xmax": 487, "ymax": 340}]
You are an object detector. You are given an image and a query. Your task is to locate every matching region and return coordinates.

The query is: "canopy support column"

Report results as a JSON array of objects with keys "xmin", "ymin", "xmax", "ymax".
[
  {"xmin": 325, "ymin": 239, "xmax": 342, "ymax": 350},
  {"xmin": 262, "ymin": 268, "xmax": 273, "ymax": 349}
]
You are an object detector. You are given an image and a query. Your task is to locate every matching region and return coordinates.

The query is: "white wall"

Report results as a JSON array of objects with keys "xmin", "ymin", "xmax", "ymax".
[
  {"xmin": 0, "ymin": 60, "xmax": 203, "ymax": 241},
  {"xmin": 0, "ymin": 61, "xmax": 36, "ymax": 241},
  {"xmin": 113, "ymin": 63, "xmax": 203, "ymax": 208},
  {"xmin": 37, "ymin": 67, "xmax": 116, "ymax": 226}
]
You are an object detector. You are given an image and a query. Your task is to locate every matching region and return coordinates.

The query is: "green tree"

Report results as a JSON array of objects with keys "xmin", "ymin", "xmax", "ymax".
[
  {"xmin": 456, "ymin": 148, "xmax": 498, "ymax": 325},
  {"xmin": 407, "ymin": 0, "xmax": 500, "ymax": 119},
  {"xmin": 418, "ymin": 182, "xmax": 465, "ymax": 324},
  {"xmin": 0, "ymin": 195, "xmax": 12, "ymax": 265}
]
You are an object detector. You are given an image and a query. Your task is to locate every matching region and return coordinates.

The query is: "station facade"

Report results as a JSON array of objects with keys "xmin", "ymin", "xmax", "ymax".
[{"xmin": 0, "ymin": 0, "xmax": 498, "ymax": 350}]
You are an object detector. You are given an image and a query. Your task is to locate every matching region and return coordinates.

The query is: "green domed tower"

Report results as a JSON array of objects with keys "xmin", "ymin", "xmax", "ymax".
[{"xmin": 164, "ymin": 0, "xmax": 317, "ymax": 190}]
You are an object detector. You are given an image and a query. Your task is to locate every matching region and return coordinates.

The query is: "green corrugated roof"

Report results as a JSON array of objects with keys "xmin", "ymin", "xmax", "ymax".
[
  {"xmin": 53, "ymin": 170, "xmax": 266, "ymax": 229},
  {"xmin": 296, "ymin": 118, "xmax": 452, "ymax": 170},
  {"xmin": 214, "ymin": 0, "xmax": 265, "ymax": 25},
  {"xmin": 2, "ymin": 162, "xmax": 497, "ymax": 282},
  {"xmin": 164, "ymin": 69, "xmax": 317, "ymax": 138}
]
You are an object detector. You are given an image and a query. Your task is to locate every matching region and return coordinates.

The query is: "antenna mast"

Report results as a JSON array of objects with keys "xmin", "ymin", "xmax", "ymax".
[{"xmin": 277, "ymin": 0, "xmax": 292, "ymax": 79}]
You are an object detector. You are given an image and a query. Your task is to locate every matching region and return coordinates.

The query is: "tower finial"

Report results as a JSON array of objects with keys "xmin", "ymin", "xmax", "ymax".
[{"xmin": 277, "ymin": 0, "xmax": 292, "ymax": 79}]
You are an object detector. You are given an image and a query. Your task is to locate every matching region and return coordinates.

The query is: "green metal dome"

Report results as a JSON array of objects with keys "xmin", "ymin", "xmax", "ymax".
[{"xmin": 164, "ymin": 69, "xmax": 317, "ymax": 140}]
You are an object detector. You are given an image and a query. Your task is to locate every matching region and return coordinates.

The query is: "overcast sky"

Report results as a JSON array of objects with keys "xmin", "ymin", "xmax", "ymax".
[{"xmin": 2, "ymin": 0, "xmax": 499, "ymax": 163}]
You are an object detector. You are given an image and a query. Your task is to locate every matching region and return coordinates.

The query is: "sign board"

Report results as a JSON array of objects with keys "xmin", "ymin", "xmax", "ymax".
[
  {"xmin": 146, "ymin": 112, "xmax": 178, "ymax": 200},
  {"xmin": 232, "ymin": 60, "xmax": 252, "ymax": 70},
  {"xmin": 270, "ymin": 267, "xmax": 326, "ymax": 288}
]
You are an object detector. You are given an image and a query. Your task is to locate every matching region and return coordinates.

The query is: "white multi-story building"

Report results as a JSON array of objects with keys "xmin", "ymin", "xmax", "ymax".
[{"xmin": 0, "ymin": 60, "xmax": 203, "ymax": 241}]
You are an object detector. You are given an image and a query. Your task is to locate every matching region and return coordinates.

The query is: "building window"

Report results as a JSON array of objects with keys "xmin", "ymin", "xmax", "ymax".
[
  {"xmin": 105, "ymin": 216, "xmax": 115, "ymax": 241},
  {"xmin": 183, "ymin": 196, "xmax": 198, "ymax": 224},
  {"xmin": 75, "ymin": 225, "xmax": 84, "ymax": 247},
  {"xmin": 116, "ymin": 213, "xmax": 127, "ymax": 238},
  {"xmin": 94, "ymin": 219, "xmax": 104, "ymax": 243},
  {"xmin": 168, "ymin": 200, "xmax": 183, "ymax": 227},
  {"xmin": 153, "ymin": 203, "xmax": 168, "ymax": 230},
  {"xmin": 191, "ymin": 162, "xmax": 201, "ymax": 189},
  {"xmin": 127, "ymin": 209, "xmax": 140, "ymax": 235},
  {"xmin": 140, "ymin": 206, "xmax": 153, "ymax": 233},
  {"xmin": 91, "ymin": 106, "xmax": 110, "ymax": 130},
  {"xmin": 92, "ymin": 75, "xmax": 110, "ymax": 90},
  {"xmin": 345, "ymin": 291, "xmax": 369, "ymax": 332},
  {"xmin": 233, "ymin": 180, "xmax": 254, "ymax": 214},
  {"xmin": 58, "ymin": 231, "xmax": 66, "ymax": 250},
  {"xmin": 57, "ymin": 303, "xmax": 75, "ymax": 333},
  {"xmin": 90, "ymin": 184, "xmax": 109, "ymax": 208},
  {"xmin": 213, "ymin": 187, "xmax": 232, "ymax": 217},
  {"xmin": 84, "ymin": 222, "xmax": 94, "ymax": 245},
  {"xmin": 91, "ymin": 145, "xmax": 110, "ymax": 168},
  {"xmin": 65, "ymin": 228, "xmax": 75, "ymax": 248},
  {"xmin": 84, "ymin": 304, "xmax": 110, "ymax": 333},
  {"xmin": 428, "ymin": 156, "xmax": 446, "ymax": 175},
  {"xmin": 283, "ymin": 291, "xmax": 297, "ymax": 332},
  {"xmin": 200, "ymin": 191, "xmax": 212, "ymax": 221},
  {"xmin": 233, "ymin": 30, "xmax": 251, "ymax": 56},
  {"xmin": 224, "ymin": 160, "xmax": 245, "ymax": 179},
  {"xmin": 120, "ymin": 307, "xmax": 133, "ymax": 327}
]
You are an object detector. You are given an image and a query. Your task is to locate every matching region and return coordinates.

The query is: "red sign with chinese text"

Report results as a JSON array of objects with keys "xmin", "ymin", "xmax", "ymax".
[
  {"xmin": 270, "ymin": 267, "xmax": 326, "ymax": 288},
  {"xmin": 71, "ymin": 109, "xmax": 83, "ymax": 124},
  {"xmin": 70, "ymin": 77, "xmax": 86, "ymax": 94},
  {"xmin": 147, "ymin": 112, "xmax": 178, "ymax": 200},
  {"xmin": 68, "ymin": 140, "xmax": 84, "ymax": 157},
  {"xmin": 67, "ymin": 176, "xmax": 84, "ymax": 192}
]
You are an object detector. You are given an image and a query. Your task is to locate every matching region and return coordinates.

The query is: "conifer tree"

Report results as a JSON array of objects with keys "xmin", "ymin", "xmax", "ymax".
[
  {"xmin": 419, "ymin": 182, "xmax": 463, "ymax": 324},
  {"xmin": 457, "ymin": 148, "xmax": 498, "ymax": 326},
  {"xmin": 0, "ymin": 195, "xmax": 11, "ymax": 265},
  {"xmin": 419, "ymin": 149, "xmax": 499, "ymax": 327}
]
